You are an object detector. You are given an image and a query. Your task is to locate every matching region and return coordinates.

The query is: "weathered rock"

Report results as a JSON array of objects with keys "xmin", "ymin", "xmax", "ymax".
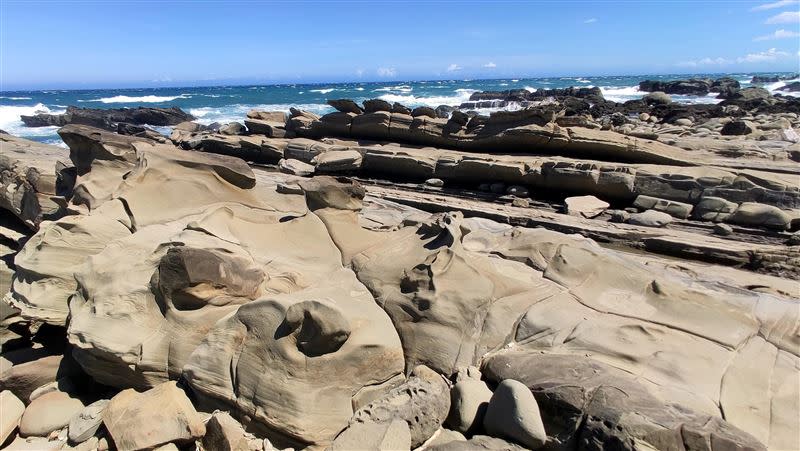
[
  {"xmin": 643, "ymin": 91, "xmax": 672, "ymax": 105},
  {"xmin": 728, "ymin": 202, "xmax": 792, "ymax": 230},
  {"xmin": 564, "ymin": 195, "xmax": 609, "ymax": 218},
  {"xmin": 18, "ymin": 390, "xmax": 85, "ymax": 438},
  {"xmin": 632, "ymin": 195, "xmax": 693, "ymax": 219},
  {"xmin": 103, "ymin": 382, "xmax": 205, "ymax": 450},
  {"xmin": 363, "ymin": 98, "xmax": 393, "ymax": 113},
  {"xmin": 721, "ymin": 120, "xmax": 757, "ymax": 136},
  {"xmin": 427, "ymin": 434, "xmax": 527, "ymax": 451},
  {"xmin": 0, "ymin": 390, "xmax": 25, "ymax": 444},
  {"xmin": 693, "ymin": 197, "xmax": 738, "ymax": 222},
  {"xmin": 505, "ymin": 185, "xmax": 529, "ymax": 198},
  {"xmin": 68, "ymin": 399, "xmax": 108, "ymax": 444},
  {"xmin": 425, "ymin": 178, "xmax": 445, "ymax": 187},
  {"xmin": 714, "ymin": 223, "xmax": 733, "ymax": 236},
  {"xmin": 312, "ymin": 150, "xmax": 363, "ymax": 172},
  {"xmin": 0, "ymin": 134, "xmax": 69, "ymax": 229},
  {"xmin": 352, "ymin": 368, "xmax": 450, "ymax": 448},
  {"xmin": 483, "ymin": 379, "xmax": 546, "ymax": 449},
  {"xmin": 0, "ymin": 349, "xmax": 64, "ymax": 403},
  {"xmin": 20, "ymin": 106, "xmax": 194, "ymax": 130},
  {"xmin": 446, "ymin": 377, "xmax": 492, "ymax": 434},
  {"xmin": 278, "ymin": 158, "xmax": 315, "ymax": 176},
  {"xmin": 244, "ymin": 118, "xmax": 286, "ymax": 137},
  {"xmin": 327, "ymin": 99, "xmax": 363, "ymax": 115},
  {"xmin": 331, "ymin": 420, "xmax": 411, "ymax": 451},
  {"xmin": 220, "ymin": 122, "xmax": 246, "ymax": 136},
  {"xmin": 201, "ymin": 411, "xmax": 260, "ymax": 451},
  {"xmin": 627, "ymin": 210, "xmax": 673, "ymax": 227}
]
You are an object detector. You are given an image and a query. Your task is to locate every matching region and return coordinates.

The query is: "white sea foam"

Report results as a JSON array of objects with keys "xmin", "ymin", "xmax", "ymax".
[
  {"xmin": 309, "ymin": 88, "xmax": 335, "ymax": 94},
  {"xmin": 576, "ymin": 78, "xmax": 591, "ymax": 83},
  {"xmin": 511, "ymin": 79, "xmax": 519, "ymax": 82},
  {"xmin": 355, "ymin": 87, "xmax": 365, "ymax": 91},
  {"xmin": 377, "ymin": 88, "xmax": 477, "ymax": 107},
  {"xmin": 373, "ymin": 85, "xmax": 412, "ymax": 93},
  {"xmin": 499, "ymin": 83, "xmax": 509, "ymax": 86},
  {"xmin": 523, "ymin": 86, "xmax": 537, "ymax": 93},
  {"xmin": 600, "ymin": 86, "xmax": 641, "ymax": 102},
  {"xmin": 0, "ymin": 103, "xmax": 64, "ymax": 137},
  {"xmin": 0, "ymin": 96, "xmax": 33, "ymax": 100},
  {"xmin": 81, "ymin": 94, "xmax": 191, "ymax": 103},
  {"xmin": 189, "ymin": 103, "xmax": 332, "ymax": 126}
]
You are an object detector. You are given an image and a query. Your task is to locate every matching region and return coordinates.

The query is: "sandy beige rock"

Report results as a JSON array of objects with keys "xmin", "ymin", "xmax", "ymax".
[
  {"xmin": 103, "ymin": 382, "xmax": 205, "ymax": 450},
  {"xmin": 18, "ymin": 390, "xmax": 84, "ymax": 438},
  {"xmin": 0, "ymin": 390, "xmax": 25, "ymax": 444},
  {"xmin": 564, "ymin": 195, "xmax": 609, "ymax": 218}
]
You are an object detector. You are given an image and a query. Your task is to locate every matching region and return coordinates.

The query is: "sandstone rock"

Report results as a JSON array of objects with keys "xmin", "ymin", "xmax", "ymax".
[
  {"xmin": 714, "ymin": 223, "xmax": 733, "ymax": 236},
  {"xmin": 278, "ymin": 158, "xmax": 315, "ymax": 176},
  {"xmin": 675, "ymin": 118, "xmax": 693, "ymax": 126},
  {"xmin": 363, "ymin": 98, "xmax": 393, "ymax": 113},
  {"xmin": 247, "ymin": 110, "xmax": 288, "ymax": 123},
  {"xmin": 446, "ymin": 377, "xmax": 492, "ymax": 434},
  {"xmin": 328, "ymin": 99, "xmax": 364, "ymax": 115},
  {"xmin": 643, "ymin": 91, "xmax": 672, "ymax": 105},
  {"xmin": 721, "ymin": 120, "xmax": 757, "ymax": 136},
  {"xmin": 511, "ymin": 198, "xmax": 529, "ymax": 208},
  {"xmin": 244, "ymin": 119, "xmax": 286, "ymax": 138},
  {"xmin": 425, "ymin": 178, "xmax": 445, "ymax": 187},
  {"xmin": 427, "ymin": 434, "xmax": 526, "ymax": 451},
  {"xmin": 632, "ymin": 195, "xmax": 693, "ymax": 219},
  {"xmin": 627, "ymin": 210, "xmax": 673, "ymax": 227},
  {"xmin": 728, "ymin": 202, "xmax": 791, "ymax": 230},
  {"xmin": 411, "ymin": 106, "xmax": 437, "ymax": 118},
  {"xmin": 0, "ymin": 390, "xmax": 25, "ymax": 444},
  {"xmin": 0, "ymin": 350, "xmax": 63, "ymax": 403},
  {"xmin": 20, "ymin": 106, "xmax": 193, "ymax": 130},
  {"xmin": 18, "ymin": 390, "xmax": 85, "ymax": 438},
  {"xmin": 201, "ymin": 411, "xmax": 259, "ymax": 451},
  {"xmin": 311, "ymin": 150, "xmax": 362, "ymax": 172},
  {"xmin": 565, "ymin": 195, "xmax": 609, "ymax": 218},
  {"xmin": 331, "ymin": 420, "xmax": 411, "ymax": 451},
  {"xmin": 780, "ymin": 127, "xmax": 799, "ymax": 143},
  {"xmin": 0, "ymin": 134, "xmax": 69, "ymax": 229},
  {"xmin": 483, "ymin": 379, "xmax": 546, "ymax": 449},
  {"xmin": 693, "ymin": 196, "xmax": 739, "ymax": 222},
  {"xmin": 68, "ymin": 399, "xmax": 108, "ymax": 444},
  {"xmin": 220, "ymin": 122, "xmax": 246, "ymax": 136},
  {"xmin": 392, "ymin": 102, "xmax": 411, "ymax": 115},
  {"xmin": 103, "ymin": 382, "xmax": 205, "ymax": 450},
  {"xmin": 351, "ymin": 368, "xmax": 450, "ymax": 448}
]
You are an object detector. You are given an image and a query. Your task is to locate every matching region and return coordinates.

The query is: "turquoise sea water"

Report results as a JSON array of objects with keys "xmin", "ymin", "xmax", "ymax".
[{"xmin": 1, "ymin": 72, "xmax": 797, "ymax": 146}]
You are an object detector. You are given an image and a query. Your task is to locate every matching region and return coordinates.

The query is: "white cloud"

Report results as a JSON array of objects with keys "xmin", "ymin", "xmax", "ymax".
[
  {"xmin": 376, "ymin": 67, "xmax": 397, "ymax": 77},
  {"xmin": 677, "ymin": 48, "xmax": 790, "ymax": 66},
  {"xmin": 483, "ymin": 62, "xmax": 497, "ymax": 68},
  {"xmin": 754, "ymin": 28, "xmax": 800, "ymax": 40},
  {"xmin": 446, "ymin": 63, "xmax": 462, "ymax": 72},
  {"xmin": 583, "ymin": 18, "xmax": 597, "ymax": 23},
  {"xmin": 751, "ymin": 0, "xmax": 798, "ymax": 11},
  {"xmin": 737, "ymin": 47, "xmax": 789, "ymax": 62},
  {"xmin": 765, "ymin": 11, "xmax": 800, "ymax": 23}
]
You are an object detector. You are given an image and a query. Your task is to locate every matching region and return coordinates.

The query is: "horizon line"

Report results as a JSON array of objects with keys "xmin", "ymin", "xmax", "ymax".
[{"xmin": 2, "ymin": 70, "xmax": 798, "ymax": 93}]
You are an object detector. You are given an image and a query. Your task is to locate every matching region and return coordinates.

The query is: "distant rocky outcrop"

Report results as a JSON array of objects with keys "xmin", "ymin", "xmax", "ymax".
[{"xmin": 20, "ymin": 106, "xmax": 194, "ymax": 131}]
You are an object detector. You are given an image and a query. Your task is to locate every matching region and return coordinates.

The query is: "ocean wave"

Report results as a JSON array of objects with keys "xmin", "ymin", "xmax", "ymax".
[
  {"xmin": 523, "ymin": 86, "xmax": 537, "ymax": 93},
  {"xmin": 80, "ymin": 94, "xmax": 191, "ymax": 103},
  {"xmin": 499, "ymin": 83, "xmax": 509, "ymax": 86},
  {"xmin": 511, "ymin": 79, "xmax": 519, "ymax": 82},
  {"xmin": 377, "ymin": 88, "xmax": 477, "ymax": 107},
  {"xmin": 189, "ymin": 103, "xmax": 333, "ymax": 126},
  {"xmin": 0, "ymin": 103, "xmax": 64, "ymax": 137},
  {"xmin": 600, "ymin": 86, "xmax": 641, "ymax": 102},
  {"xmin": 0, "ymin": 96, "xmax": 33, "ymax": 100},
  {"xmin": 355, "ymin": 87, "xmax": 365, "ymax": 91},
  {"xmin": 309, "ymin": 88, "xmax": 336, "ymax": 94},
  {"xmin": 373, "ymin": 85, "xmax": 413, "ymax": 93}
]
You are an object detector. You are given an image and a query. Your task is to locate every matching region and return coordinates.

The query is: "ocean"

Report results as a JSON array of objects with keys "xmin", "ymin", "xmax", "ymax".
[{"xmin": 1, "ymin": 72, "xmax": 798, "ymax": 147}]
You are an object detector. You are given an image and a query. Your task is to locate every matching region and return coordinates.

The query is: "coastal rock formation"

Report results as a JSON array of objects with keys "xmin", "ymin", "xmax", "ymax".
[
  {"xmin": 1, "ymin": 87, "xmax": 799, "ymax": 450},
  {"xmin": 21, "ymin": 106, "xmax": 193, "ymax": 131},
  {"xmin": 0, "ymin": 133, "xmax": 70, "ymax": 229}
]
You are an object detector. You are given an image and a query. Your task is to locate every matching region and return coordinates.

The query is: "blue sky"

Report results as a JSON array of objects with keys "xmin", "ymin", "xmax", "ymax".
[{"xmin": 1, "ymin": 0, "xmax": 799, "ymax": 89}]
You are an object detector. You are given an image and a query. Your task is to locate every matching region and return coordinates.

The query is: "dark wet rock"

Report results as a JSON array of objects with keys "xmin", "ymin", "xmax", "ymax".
[
  {"xmin": 638, "ymin": 79, "xmax": 711, "ymax": 96},
  {"xmin": 20, "ymin": 106, "xmax": 193, "ymax": 131}
]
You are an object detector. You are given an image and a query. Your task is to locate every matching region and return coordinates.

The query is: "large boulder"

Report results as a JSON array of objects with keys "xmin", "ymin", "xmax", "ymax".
[
  {"xmin": 728, "ymin": 202, "xmax": 792, "ymax": 230},
  {"xmin": 103, "ymin": 382, "xmax": 206, "ymax": 450},
  {"xmin": 351, "ymin": 367, "xmax": 450, "ymax": 448},
  {"xmin": 483, "ymin": 379, "xmax": 546, "ymax": 449},
  {"xmin": 18, "ymin": 390, "xmax": 85, "ymax": 438}
]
